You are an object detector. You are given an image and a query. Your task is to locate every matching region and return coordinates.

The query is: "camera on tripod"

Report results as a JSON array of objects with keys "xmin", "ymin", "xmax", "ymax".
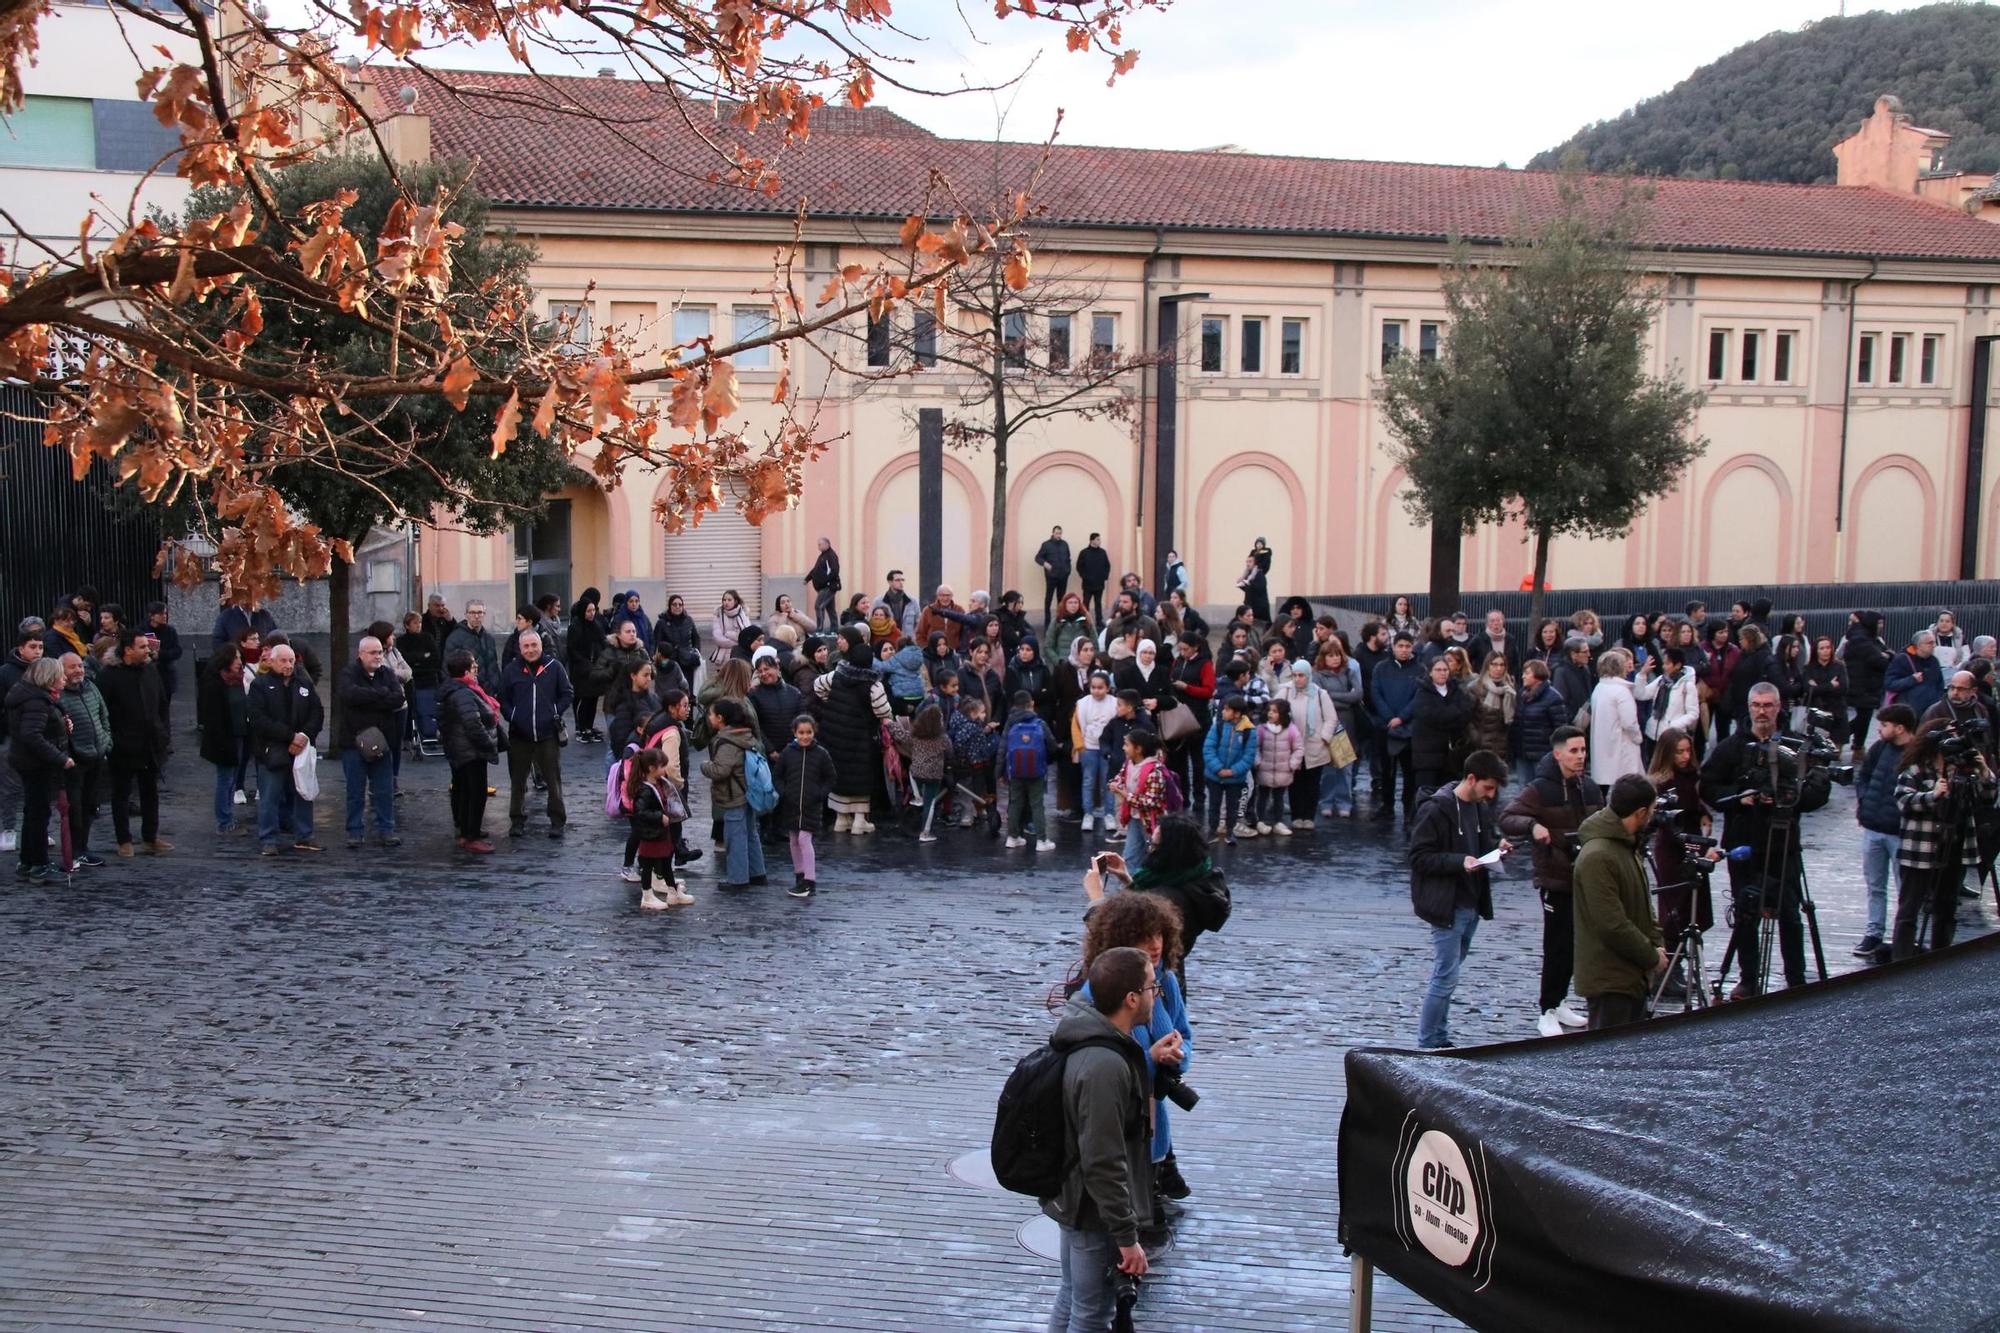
[
  {"xmin": 1747, "ymin": 708, "xmax": 1854, "ymax": 801},
  {"xmin": 1649, "ymin": 794, "xmax": 1718, "ymax": 876},
  {"xmin": 1938, "ymin": 716, "xmax": 1990, "ymax": 775}
]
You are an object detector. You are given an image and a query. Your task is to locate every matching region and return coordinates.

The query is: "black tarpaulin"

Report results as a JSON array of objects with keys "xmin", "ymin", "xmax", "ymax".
[{"xmin": 1338, "ymin": 933, "xmax": 2000, "ymax": 1333}]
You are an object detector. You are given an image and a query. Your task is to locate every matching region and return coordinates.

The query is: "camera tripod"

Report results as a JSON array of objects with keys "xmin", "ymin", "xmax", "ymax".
[
  {"xmin": 1714, "ymin": 804, "xmax": 1829, "ymax": 1000},
  {"xmin": 1648, "ymin": 862, "xmax": 1711, "ymax": 1016}
]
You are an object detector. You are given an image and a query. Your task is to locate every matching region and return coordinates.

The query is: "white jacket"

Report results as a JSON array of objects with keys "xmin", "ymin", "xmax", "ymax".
[
  {"xmin": 1646, "ymin": 668, "xmax": 1701, "ymax": 739},
  {"xmin": 1589, "ymin": 678, "xmax": 1644, "ymax": 785}
]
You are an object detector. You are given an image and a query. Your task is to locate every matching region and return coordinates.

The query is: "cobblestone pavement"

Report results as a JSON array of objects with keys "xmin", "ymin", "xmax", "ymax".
[{"xmin": 1, "ymin": 738, "xmax": 1993, "ymax": 1331}]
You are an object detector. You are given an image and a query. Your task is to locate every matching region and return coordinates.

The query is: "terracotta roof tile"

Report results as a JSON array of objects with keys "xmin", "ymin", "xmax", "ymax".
[{"xmin": 384, "ymin": 70, "xmax": 2000, "ymax": 263}]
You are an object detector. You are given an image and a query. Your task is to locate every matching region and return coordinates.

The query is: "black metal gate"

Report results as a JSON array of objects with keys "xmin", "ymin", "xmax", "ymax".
[{"xmin": 0, "ymin": 383, "xmax": 163, "ymax": 631}]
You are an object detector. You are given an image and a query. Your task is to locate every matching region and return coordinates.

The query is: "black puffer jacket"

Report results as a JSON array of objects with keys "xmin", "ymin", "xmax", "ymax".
[
  {"xmin": 196, "ymin": 660, "xmax": 248, "ymax": 766},
  {"xmin": 5, "ymin": 679, "xmax": 69, "ymax": 773},
  {"xmin": 773, "ymin": 739, "xmax": 837, "ymax": 834},
  {"xmin": 566, "ymin": 606, "xmax": 609, "ymax": 697},
  {"xmin": 1842, "ymin": 616, "xmax": 1891, "ymax": 710},
  {"xmin": 652, "ymin": 610, "xmax": 702, "ymax": 679},
  {"xmin": 1411, "ymin": 682, "xmax": 1473, "ymax": 776},
  {"xmin": 813, "ymin": 656, "xmax": 888, "ymax": 802},
  {"xmin": 436, "ymin": 676, "xmax": 500, "ymax": 769},
  {"xmin": 748, "ymin": 678, "xmax": 807, "ymax": 754}
]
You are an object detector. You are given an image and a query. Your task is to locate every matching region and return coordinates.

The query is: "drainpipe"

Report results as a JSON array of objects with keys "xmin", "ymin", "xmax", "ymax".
[
  {"xmin": 1835, "ymin": 259, "xmax": 1878, "ymax": 532},
  {"xmin": 1963, "ymin": 334, "xmax": 1999, "ymax": 579}
]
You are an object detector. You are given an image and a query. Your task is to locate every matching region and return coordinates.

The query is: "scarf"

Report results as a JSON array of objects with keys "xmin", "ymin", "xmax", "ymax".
[
  {"xmin": 1472, "ymin": 673, "xmax": 1515, "ymax": 724},
  {"xmin": 467, "ymin": 677, "xmax": 502, "ymax": 720},
  {"xmin": 1132, "ymin": 856, "xmax": 1215, "ymax": 893}
]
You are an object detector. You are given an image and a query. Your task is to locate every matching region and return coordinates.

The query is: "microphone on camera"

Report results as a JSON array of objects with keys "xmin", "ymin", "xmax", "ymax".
[{"xmin": 1727, "ymin": 846, "xmax": 1753, "ymax": 861}]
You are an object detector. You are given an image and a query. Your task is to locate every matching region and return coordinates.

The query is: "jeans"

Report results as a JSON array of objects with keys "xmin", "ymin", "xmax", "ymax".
[
  {"xmin": 1206, "ymin": 781, "xmax": 1245, "ymax": 830},
  {"xmin": 1123, "ymin": 817, "xmax": 1149, "ymax": 873},
  {"xmin": 722, "ymin": 805, "xmax": 767, "ymax": 883},
  {"xmin": 1048, "ymin": 1225, "xmax": 1116, "ymax": 1333},
  {"xmin": 1861, "ymin": 828, "xmax": 1900, "ymax": 939},
  {"xmin": 255, "ymin": 764, "xmax": 313, "ymax": 848},
  {"xmin": 1317, "ymin": 761, "xmax": 1354, "ymax": 815},
  {"xmin": 507, "ymin": 736, "xmax": 566, "ymax": 830},
  {"xmin": 340, "ymin": 748, "xmax": 395, "ymax": 838},
  {"xmin": 412, "ymin": 686, "xmax": 439, "ymax": 741},
  {"xmin": 789, "ymin": 830, "xmax": 816, "ymax": 879},
  {"xmin": 1007, "ymin": 777, "xmax": 1046, "ymax": 837},
  {"xmin": 1250, "ymin": 784, "xmax": 1289, "ymax": 824},
  {"xmin": 1418, "ymin": 905, "xmax": 1481, "ymax": 1048},
  {"xmin": 1079, "ymin": 749, "xmax": 1108, "ymax": 821},
  {"xmin": 108, "ymin": 758, "xmax": 159, "ymax": 846},
  {"xmin": 210, "ymin": 762, "xmax": 238, "ymax": 832},
  {"xmin": 814, "ymin": 587, "xmax": 838, "ymax": 630}
]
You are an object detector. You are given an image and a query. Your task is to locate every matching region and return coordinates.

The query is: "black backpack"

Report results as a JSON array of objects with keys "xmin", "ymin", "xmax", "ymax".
[{"xmin": 991, "ymin": 1034, "xmax": 1136, "ymax": 1198}]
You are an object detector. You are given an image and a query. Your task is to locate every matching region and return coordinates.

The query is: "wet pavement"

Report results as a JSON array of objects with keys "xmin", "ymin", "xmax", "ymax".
[{"xmin": 0, "ymin": 737, "xmax": 1992, "ymax": 1331}]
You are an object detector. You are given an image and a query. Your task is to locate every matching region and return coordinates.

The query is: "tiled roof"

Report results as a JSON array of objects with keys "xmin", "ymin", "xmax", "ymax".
[{"xmin": 382, "ymin": 69, "xmax": 2000, "ymax": 263}]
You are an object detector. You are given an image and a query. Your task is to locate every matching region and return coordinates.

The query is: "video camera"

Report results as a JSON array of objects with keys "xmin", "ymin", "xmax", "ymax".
[
  {"xmin": 1649, "ymin": 793, "xmax": 1722, "ymax": 876},
  {"xmin": 1938, "ymin": 716, "xmax": 1990, "ymax": 775},
  {"xmin": 1744, "ymin": 706, "xmax": 1854, "ymax": 802}
]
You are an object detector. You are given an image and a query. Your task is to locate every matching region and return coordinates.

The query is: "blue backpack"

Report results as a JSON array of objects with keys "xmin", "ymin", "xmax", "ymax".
[
  {"xmin": 743, "ymin": 747, "xmax": 779, "ymax": 815},
  {"xmin": 1004, "ymin": 717, "xmax": 1048, "ymax": 781}
]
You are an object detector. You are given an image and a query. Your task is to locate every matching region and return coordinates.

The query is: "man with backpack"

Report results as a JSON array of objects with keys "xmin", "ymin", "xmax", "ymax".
[
  {"xmin": 1002, "ymin": 689, "xmax": 1057, "ymax": 851},
  {"xmin": 997, "ymin": 946, "xmax": 1161, "ymax": 1332}
]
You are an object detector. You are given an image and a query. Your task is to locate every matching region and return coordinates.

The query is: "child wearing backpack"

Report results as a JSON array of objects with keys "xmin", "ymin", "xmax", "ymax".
[
  {"xmin": 947, "ymin": 697, "xmax": 999, "ymax": 833},
  {"xmin": 700, "ymin": 698, "xmax": 769, "ymax": 888},
  {"xmin": 1250, "ymin": 697, "xmax": 1304, "ymax": 836},
  {"xmin": 773, "ymin": 716, "xmax": 836, "ymax": 899},
  {"xmin": 1108, "ymin": 728, "xmax": 1168, "ymax": 871},
  {"xmin": 626, "ymin": 748, "xmax": 692, "ymax": 911},
  {"xmin": 1001, "ymin": 689, "xmax": 1057, "ymax": 851},
  {"xmin": 1203, "ymin": 695, "xmax": 1261, "ymax": 845}
]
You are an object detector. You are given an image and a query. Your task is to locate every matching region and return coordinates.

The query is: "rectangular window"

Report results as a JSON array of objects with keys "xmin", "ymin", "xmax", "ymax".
[
  {"xmin": 672, "ymin": 305, "xmax": 712, "ymax": 348},
  {"xmin": 549, "ymin": 300, "xmax": 592, "ymax": 354},
  {"xmin": 1199, "ymin": 316, "xmax": 1225, "ymax": 373},
  {"xmin": 1857, "ymin": 333, "xmax": 1875, "ymax": 384},
  {"xmin": 1888, "ymin": 333, "xmax": 1908, "ymax": 385},
  {"xmin": 1381, "ymin": 319, "xmax": 1405, "ymax": 368},
  {"xmin": 1706, "ymin": 329, "xmax": 1729, "ymax": 382},
  {"xmin": 731, "ymin": 306, "xmax": 773, "ymax": 368},
  {"xmin": 1280, "ymin": 318, "xmax": 1305, "ymax": 375},
  {"xmin": 1774, "ymin": 331, "xmax": 1794, "ymax": 384},
  {"xmin": 91, "ymin": 99, "xmax": 182, "ymax": 173},
  {"xmin": 1740, "ymin": 330, "xmax": 1761, "ymax": 383},
  {"xmin": 1419, "ymin": 321, "xmax": 1441, "ymax": 363},
  {"xmin": 1091, "ymin": 313, "xmax": 1117, "ymax": 360},
  {"xmin": 1240, "ymin": 317, "xmax": 1265, "ymax": 374},
  {"xmin": 866, "ymin": 312, "xmax": 892, "ymax": 367},
  {"xmin": 913, "ymin": 310, "xmax": 937, "ymax": 368},
  {"xmin": 1002, "ymin": 310, "xmax": 1027, "ymax": 369},
  {"xmin": 1048, "ymin": 313, "xmax": 1072, "ymax": 371},
  {"xmin": 1921, "ymin": 333, "xmax": 1941, "ymax": 385},
  {"xmin": 0, "ymin": 95, "xmax": 95, "ymax": 167}
]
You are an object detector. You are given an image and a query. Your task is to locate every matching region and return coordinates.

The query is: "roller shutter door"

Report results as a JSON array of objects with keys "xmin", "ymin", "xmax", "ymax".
[{"xmin": 663, "ymin": 506, "xmax": 765, "ymax": 619}]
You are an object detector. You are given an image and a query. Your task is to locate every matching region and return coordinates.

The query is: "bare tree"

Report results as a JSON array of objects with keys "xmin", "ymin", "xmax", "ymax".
[{"xmin": 0, "ymin": 0, "xmax": 1169, "ymax": 601}]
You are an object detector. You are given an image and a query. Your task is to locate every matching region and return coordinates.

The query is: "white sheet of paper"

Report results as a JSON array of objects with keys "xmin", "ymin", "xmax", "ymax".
[{"xmin": 1473, "ymin": 848, "xmax": 1504, "ymax": 867}]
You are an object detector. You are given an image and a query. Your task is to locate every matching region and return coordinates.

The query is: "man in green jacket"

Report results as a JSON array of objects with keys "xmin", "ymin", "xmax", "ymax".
[{"xmin": 1572, "ymin": 775, "xmax": 1668, "ymax": 1031}]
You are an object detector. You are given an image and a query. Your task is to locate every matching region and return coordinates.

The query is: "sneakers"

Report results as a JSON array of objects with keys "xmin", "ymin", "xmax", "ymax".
[
  {"xmin": 674, "ymin": 847, "xmax": 703, "ymax": 865},
  {"xmin": 1255, "ymin": 821, "xmax": 1273, "ymax": 835},
  {"xmin": 1536, "ymin": 1011, "xmax": 1565, "ymax": 1038},
  {"xmin": 259, "ymin": 844, "xmax": 280, "ymax": 857},
  {"xmin": 1104, "ymin": 826, "xmax": 1124, "ymax": 844},
  {"xmin": 232, "ymin": 791, "xmax": 247, "ymax": 807},
  {"xmin": 1292, "ymin": 818, "xmax": 1314, "ymax": 830},
  {"xmin": 619, "ymin": 866, "xmax": 641, "ymax": 883},
  {"xmin": 749, "ymin": 874, "xmax": 770, "ymax": 886},
  {"xmin": 0, "ymin": 829, "xmax": 15, "ymax": 852},
  {"xmin": 1034, "ymin": 839, "xmax": 1056, "ymax": 852},
  {"xmin": 1004, "ymin": 836, "xmax": 1027, "ymax": 849},
  {"xmin": 73, "ymin": 853, "xmax": 105, "ymax": 869},
  {"xmin": 1550, "ymin": 1001, "xmax": 1587, "ymax": 1028},
  {"xmin": 788, "ymin": 879, "xmax": 815, "ymax": 899},
  {"xmin": 292, "ymin": 840, "xmax": 324, "ymax": 853},
  {"xmin": 1853, "ymin": 933, "xmax": 1884, "ymax": 958},
  {"xmin": 26, "ymin": 864, "xmax": 61, "ymax": 883},
  {"xmin": 1232, "ymin": 822, "xmax": 1258, "ymax": 839},
  {"xmin": 1272, "ymin": 822, "xmax": 1292, "ymax": 837},
  {"xmin": 918, "ymin": 832, "xmax": 938, "ymax": 844}
]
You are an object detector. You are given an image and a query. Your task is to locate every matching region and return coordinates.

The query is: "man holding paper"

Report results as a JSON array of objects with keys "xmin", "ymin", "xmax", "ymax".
[{"xmin": 1409, "ymin": 749, "xmax": 1514, "ymax": 1049}]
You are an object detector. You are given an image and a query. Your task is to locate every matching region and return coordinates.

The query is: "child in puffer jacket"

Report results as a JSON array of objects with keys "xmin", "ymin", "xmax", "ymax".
[
  {"xmin": 1250, "ymin": 697, "xmax": 1304, "ymax": 836},
  {"xmin": 875, "ymin": 639, "xmax": 927, "ymax": 714},
  {"xmin": 947, "ymin": 698, "xmax": 1000, "ymax": 832}
]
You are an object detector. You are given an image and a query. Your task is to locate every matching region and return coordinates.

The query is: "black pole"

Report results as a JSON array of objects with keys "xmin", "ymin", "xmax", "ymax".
[
  {"xmin": 1154, "ymin": 302, "xmax": 1181, "ymax": 594},
  {"xmin": 1963, "ymin": 336, "xmax": 1998, "ymax": 580},
  {"xmin": 918, "ymin": 407, "xmax": 943, "ymax": 604}
]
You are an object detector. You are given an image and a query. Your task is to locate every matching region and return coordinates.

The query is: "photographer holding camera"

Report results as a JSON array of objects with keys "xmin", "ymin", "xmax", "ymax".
[
  {"xmin": 1892, "ymin": 718, "xmax": 1998, "ymax": 961},
  {"xmin": 1700, "ymin": 682, "xmax": 1832, "ymax": 997},
  {"xmin": 1921, "ymin": 672, "xmax": 1996, "ymax": 764},
  {"xmin": 1573, "ymin": 775, "xmax": 1669, "ymax": 1030},
  {"xmin": 1499, "ymin": 726, "xmax": 1601, "ymax": 1038}
]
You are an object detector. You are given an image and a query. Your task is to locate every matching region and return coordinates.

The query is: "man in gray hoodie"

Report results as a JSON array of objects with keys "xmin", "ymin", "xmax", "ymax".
[{"xmin": 1043, "ymin": 947, "xmax": 1164, "ymax": 1332}]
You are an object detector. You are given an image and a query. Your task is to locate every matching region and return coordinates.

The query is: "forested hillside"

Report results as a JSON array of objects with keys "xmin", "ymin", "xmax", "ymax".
[{"xmin": 1531, "ymin": 3, "xmax": 2000, "ymax": 182}]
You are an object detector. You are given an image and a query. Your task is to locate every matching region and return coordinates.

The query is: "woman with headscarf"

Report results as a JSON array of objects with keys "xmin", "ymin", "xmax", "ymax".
[
  {"xmin": 1004, "ymin": 635, "xmax": 1056, "ymax": 729},
  {"xmin": 1115, "ymin": 636, "xmax": 1174, "ymax": 722},
  {"xmin": 1277, "ymin": 659, "xmax": 1337, "ymax": 828},
  {"xmin": 606, "ymin": 590, "xmax": 651, "ymax": 640},
  {"xmin": 918, "ymin": 630, "xmax": 959, "ymax": 699},
  {"xmin": 813, "ymin": 638, "xmax": 892, "ymax": 834},
  {"xmin": 651, "ymin": 595, "xmax": 702, "ymax": 685}
]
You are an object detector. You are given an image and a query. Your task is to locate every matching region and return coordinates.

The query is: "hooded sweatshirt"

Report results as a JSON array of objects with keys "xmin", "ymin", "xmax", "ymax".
[
  {"xmin": 1572, "ymin": 806, "xmax": 1664, "ymax": 1001},
  {"xmin": 1038, "ymin": 994, "xmax": 1153, "ymax": 1245}
]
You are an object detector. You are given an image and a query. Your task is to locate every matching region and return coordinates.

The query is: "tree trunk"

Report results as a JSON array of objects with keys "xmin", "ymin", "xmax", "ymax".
[
  {"xmin": 1427, "ymin": 511, "xmax": 1462, "ymax": 615},
  {"xmin": 1528, "ymin": 523, "xmax": 1552, "ymax": 629},
  {"xmin": 328, "ymin": 549, "xmax": 352, "ymax": 735}
]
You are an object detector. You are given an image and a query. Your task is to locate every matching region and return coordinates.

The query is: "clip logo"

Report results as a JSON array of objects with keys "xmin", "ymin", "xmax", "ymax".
[{"xmin": 1391, "ymin": 1117, "xmax": 1496, "ymax": 1288}]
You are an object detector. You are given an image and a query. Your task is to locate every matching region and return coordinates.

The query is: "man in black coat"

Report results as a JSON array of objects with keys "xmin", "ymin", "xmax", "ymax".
[
  {"xmin": 1035, "ymin": 525, "xmax": 1073, "ymax": 629},
  {"xmin": 145, "ymin": 602, "xmax": 184, "ymax": 728},
  {"xmin": 247, "ymin": 643, "xmax": 325, "ymax": 855},
  {"xmin": 97, "ymin": 630, "xmax": 172, "ymax": 857},
  {"xmin": 336, "ymin": 635, "xmax": 407, "ymax": 848},
  {"xmin": 1499, "ymin": 726, "xmax": 1602, "ymax": 1038},
  {"xmin": 495, "ymin": 630, "xmax": 574, "ymax": 839},
  {"xmin": 1076, "ymin": 533, "xmax": 1112, "ymax": 627},
  {"xmin": 1409, "ymin": 750, "xmax": 1514, "ymax": 1049}
]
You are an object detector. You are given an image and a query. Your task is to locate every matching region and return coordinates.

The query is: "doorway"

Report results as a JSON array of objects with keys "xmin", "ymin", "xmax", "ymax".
[{"xmin": 513, "ymin": 499, "xmax": 572, "ymax": 613}]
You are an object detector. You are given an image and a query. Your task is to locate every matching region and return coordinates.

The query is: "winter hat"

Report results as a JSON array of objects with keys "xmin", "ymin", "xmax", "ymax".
[{"xmin": 751, "ymin": 645, "xmax": 778, "ymax": 668}]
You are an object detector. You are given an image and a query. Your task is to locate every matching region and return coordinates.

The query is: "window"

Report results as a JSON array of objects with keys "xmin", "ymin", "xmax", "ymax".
[
  {"xmin": 1922, "ymin": 333, "xmax": 1941, "ymax": 385},
  {"xmin": 1381, "ymin": 320, "xmax": 1405, "ymax": 368},
  {"xmin": 1706, "ymin": 329, "xmax": 1729, "ymax": 382},
  {"xmin": 1856, "ymin": 333, "xmax": 1876, "ymax": 384},
  {"xmin": 0, "ymin": 95, "xmax": 94, "ymax": 167},
  {"xmin": 866, "ymin": 312, "xmax": 892, "ymax": 367},
  {"xmin": 1774, "ymin": 331, "xmax": 1794, "ymax": 384},
  {"xmin": 1199, "ymin": 316, "xmax": 1225, "ymax": 373},
  {"xmin": 1240, "ymin": 317, "xmax": 1265, "ymax": 374},
  {"xmin": 913, "ymin": 310, "xmax": 937, "ymax": 368},
  {"xmin": 1002, "ymin": 310, "xmax": 1027, "ymax": 369},
  {"xmin": 731, "ymin": 306, "xmax": 773, "ymax": 368},
  {"xmin": 1888, "ymin": 334, "xmax": 1908, "ymax": 385},
  {"xmin": 1738, "ymin": 330, "xmax": 1760, "ymax": 382},
  {"xmin": 672, "ymin": 305, "xmax": 712, "ymax": 348},
  {"xmin": 1048, "ymin": 313, "xmax": 1072, "ymax": 371},
  {"xmin": 1091, "ymin": 313, "xmax": 1117, "ymax": 360},
  {"xmin": 1280, "ymin": 318, "xmax": 1305, "ymax": 375},
  {"xmin": 1419, "ymin": 321, "xmax": 1441, "ymax": 363},
  {"xmin": 549, "ymin": 300, "xmax": 592, "ymax": 354}
]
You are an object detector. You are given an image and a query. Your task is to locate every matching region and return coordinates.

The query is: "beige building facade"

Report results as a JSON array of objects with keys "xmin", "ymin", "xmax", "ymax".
[{"xmin": 389, "ymin": 75, "xmax": 2000, "ymax": 621}]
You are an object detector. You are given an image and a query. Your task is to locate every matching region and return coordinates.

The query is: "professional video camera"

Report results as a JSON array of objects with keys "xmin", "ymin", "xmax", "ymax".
[
  {"xmin": 1649, "ymin": 792, "xmax": 1722, "ymax": 878},
  {"xmin": 1744, "ymin": 706, "xmax": 1854, "ymax": 801},
  {"xmin": 1937, "ymin": 716, "xmax": 1990, "ymax": 775}
]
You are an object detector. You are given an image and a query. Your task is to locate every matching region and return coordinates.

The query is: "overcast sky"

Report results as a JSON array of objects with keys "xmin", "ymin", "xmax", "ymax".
[{"xmin": 869, "ymin": 0, "xmax": 1937, "ymax": 165}]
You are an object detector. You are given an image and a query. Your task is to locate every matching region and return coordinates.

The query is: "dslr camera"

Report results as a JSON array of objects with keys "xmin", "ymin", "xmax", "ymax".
[{"xmin": 1153, "ymin": 1061, "xmax": 1199, "ymax": 1113}]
